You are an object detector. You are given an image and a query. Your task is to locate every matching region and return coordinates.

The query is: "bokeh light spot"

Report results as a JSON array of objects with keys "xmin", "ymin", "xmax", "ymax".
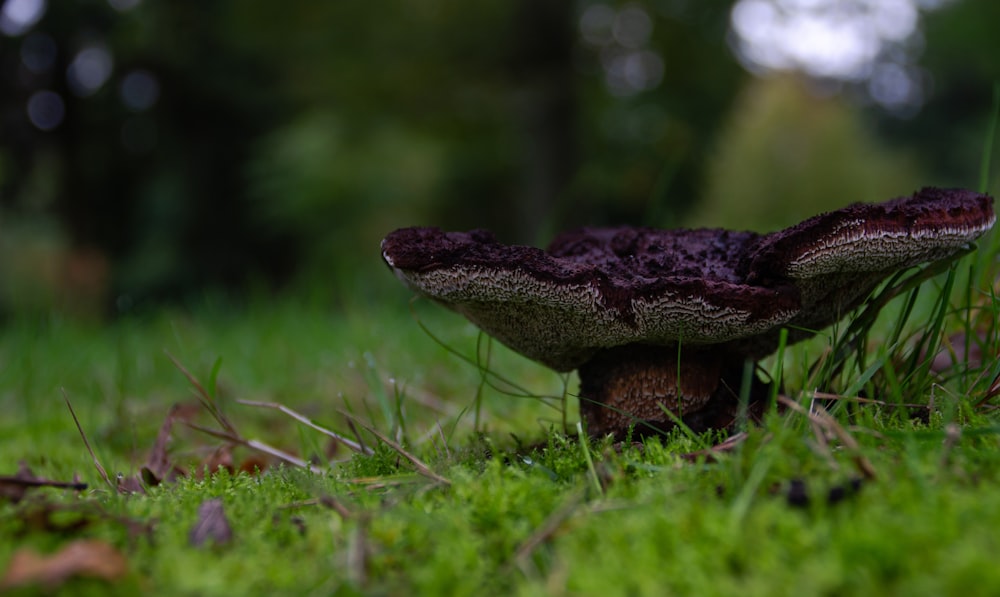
[
  {"xmin": 120, "ymin": 69, "xmax": 160, "ymax": 112},
  {"xmin": 67, "ymin": 44, "xmax": 113, "ymax": 97},
  {"xmin": 26, "ymin": 89, "xmax": 64, "ymax": 131},
  {"xmin": 613, "ymin": 4, "xmax": 653, "ymax": 49},
  {"xmin": 869, "ymin": 62, "xmax": 923, "ymax": 116},
  {"xmin": 729, "ymin": 0, "xmax": 947, "ymax": 114},
  {"xmin": 580, "ymin": 3, "xmax": 615, "ymax": 46},
  {"xmin": 581, "ymin": 2, "xmax": 661, "ymax": 97},
  {"xmin": 0, "ymin": 0, "xmax": 45, "ymax": 36},
  {"xmin": 20, "ymin": 31, "xmax": 56, "ymax": 73}
]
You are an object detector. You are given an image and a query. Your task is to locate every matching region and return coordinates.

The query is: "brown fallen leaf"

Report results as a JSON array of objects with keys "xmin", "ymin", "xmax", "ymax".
[
  {"xmin": 15, "ymin": 501, "xmax": 94, "ymax": 535},
  {"xmin": 114, "ymin": 472, "xmax": 147, "ymax": 495},
  {"xmin": 141, "ymin": 402, "xmax": 200, "ymax": 486},
  {"xmin": 11, "ymin": 500, "xmax": 156, "ymax": 546},
  {"xmin": 929, "ymin": 330, "xmax": 988, "ymax": 374},
  {"xmin": 189, "ymin": 498, "xmax": 233, "ymax": 547},
  {"xmin": 0, "ymin": 539, "xmax": 128, "ymax": 590},
  {"xmin": 237, "ymin": 454, "xmax": 270, "ymax": 475},
  {"xmin": 0, "ymin": 462, "xmax": 88, "ymax": 504},
  {"xmin": 196, "ymin": 444, "xmax": 235, "ymax": 480}
]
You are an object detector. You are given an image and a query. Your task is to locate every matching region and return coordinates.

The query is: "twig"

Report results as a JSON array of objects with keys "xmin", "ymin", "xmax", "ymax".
[
  {"xmin": 0, "ymin": 476, "xmax": 88, "ymax": 491},
  {"xmin": 345, "ymin": 418, "xmax": 368, "ymax": 456},
  {"xmin": 277, "ymin": 496, "xmax": 353, "ymax": 519},
  {"xmin": 435, "ymin": 421, "xmax": 452, "ymax": 460},
  {"xmin": 165, "ymin": 351, "xmax": 238, "ymax": 436},
  {"xmin": 63, "ymin": 390, "xmax": 113, "ymax": 490},
  {"xmin": 381, "ymin": 377, "xmax": 462, "ymax": 417},
  {"xmin": 337, "ymin": 410, "xmax": 451, "ymax": 486},
  {"xmin": 183, "ymin": 422, "xmax": 325, "ymax": 475},
  {"xmin": 237, "ymin": 399, "xmax": 373, "ymax": 455},
  {"xmin": 778, "ymin": 395, "xmax": 877, "ymax": 480},
  {"xmin": 341, "ymin": 476, "xmax": 425, "ymax": 490}
]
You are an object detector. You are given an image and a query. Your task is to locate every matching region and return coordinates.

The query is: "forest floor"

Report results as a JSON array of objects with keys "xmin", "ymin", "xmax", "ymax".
[{"xmin": 3, "ymin": 253, "xmax": 1000, "ymax": 596}]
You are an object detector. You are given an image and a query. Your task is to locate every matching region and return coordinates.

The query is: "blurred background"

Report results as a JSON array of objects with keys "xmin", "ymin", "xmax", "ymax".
[{"xmin": 0, "ymin": 0, "xmax": 997, "ymax": 319}]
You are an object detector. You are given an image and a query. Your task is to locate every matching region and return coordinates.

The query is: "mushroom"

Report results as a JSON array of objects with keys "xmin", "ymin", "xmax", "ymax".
[{"xmin": 381, "ymin": 188, "xmax": 995, "ymax": 438}]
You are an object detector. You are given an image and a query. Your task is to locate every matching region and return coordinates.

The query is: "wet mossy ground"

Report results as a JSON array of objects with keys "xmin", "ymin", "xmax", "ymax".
[{"xmin": 3, "ymin": 296, "xmax": 1000, "ymax": 595}]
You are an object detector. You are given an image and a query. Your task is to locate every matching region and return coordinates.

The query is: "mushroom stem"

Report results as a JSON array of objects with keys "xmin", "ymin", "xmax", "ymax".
[{"xmin": 577, "ymin": 345, "xmax": 767, "ymax": 438}]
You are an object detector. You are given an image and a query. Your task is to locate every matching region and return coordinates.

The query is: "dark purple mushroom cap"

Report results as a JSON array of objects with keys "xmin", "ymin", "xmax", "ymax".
[
  {"xmin": 745, "ymin": 187, "xmax": 995, "ymax": 282},
  {"xmin": 382, "ymin": 227, "xmax": 799, "ymax": 370},
  {"xmin": 381, "ymin": 188, "xmax": 994, "ymax": 372}
]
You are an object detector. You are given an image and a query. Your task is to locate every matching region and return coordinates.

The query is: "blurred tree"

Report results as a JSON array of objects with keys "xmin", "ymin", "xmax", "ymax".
[
  {"xmin": 0, "ymin": 1, "xmax": 293, "ymax": 311},
  {"xmin": 0, "ymin": 0, "xmax": 995, "ymax": 315},
  {"xmin": 690, "ymin": 76, "xmax": 919, "ymax": 232},
  {"xmin": 563, "ymin": 0, "xmax": 745, "ymax": 231},
  {"xmin": 876, "ymin": 0, "xmax": 1000, "ymax": 193}
]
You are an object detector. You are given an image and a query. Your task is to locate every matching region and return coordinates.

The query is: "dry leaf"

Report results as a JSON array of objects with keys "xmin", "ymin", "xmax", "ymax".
[
  {"xmin": 929, "ymin": 331, "xmax": 986, "ymax": 374},
  {"xmin": 115, "ymin": 473, "xmax": 147, "ymax": 495},
  {"xmin": 142, "ymin": 402, "xmax": 200, "ymax": 486},
  {"xmin": 196, "ymin": 444, "xmax": 234, "ymax": 480},
  {"xmin": 16, "ymin": 502, "xmax": 93, "ymax": 535},
  {"xmin": 0, "ymin": 462, "xmax": 87, "ymax": 504},
  {"xmin": 237, "ymin": 454, "xmax": 269, "ymax": 475},
  {"xmin": 189, "ymin": 498, "xmax": 233, "ymax": 547},
  {"xmin": 0, "ymin": 539, "xmax": 128, "ymax": 589}
]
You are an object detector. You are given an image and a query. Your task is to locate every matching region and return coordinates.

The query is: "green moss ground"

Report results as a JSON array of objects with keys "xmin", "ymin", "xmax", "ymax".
[{"xmin": 3, "ymin": 262, "xmax": 1000, "ymax": 596}]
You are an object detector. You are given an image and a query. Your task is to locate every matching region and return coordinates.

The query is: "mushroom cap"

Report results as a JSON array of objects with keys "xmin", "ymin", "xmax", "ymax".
[
  {"xmin": 382, "ymin": 227, "xmax": 800, "ymax": 370},
  {"xmin": 744, "ymin": 187, "xmax": 995, "ymax": 282},
  {"xmin": 382, "ymin": 188, "xmax": 994, "ymax": 372}
]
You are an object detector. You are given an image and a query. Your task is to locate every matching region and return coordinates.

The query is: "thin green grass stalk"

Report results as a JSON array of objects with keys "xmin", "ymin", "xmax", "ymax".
[
  {"xmin": 411, "ymin": 300, "xmax": 531, "ymax": 395},
  {"xmin": 979, "ymin": 285, "xmax": 1000, "ymax": 405},
  {"xmin": 804, "ymin": 254, "xmax": 965, "ymax": 416},
  {"xmin": 736, "ymin": 359, "xmax": 754, "ymax": 432},
  {"xmin": 207, "ymin": 356, "xmax": 224, "ymax": 400},
  {"xmin": 573, "ymin": 392, "xmax": 670, "ymax": 438},
  {"xmin": 727, "ymin": 443, "xmax": 776, "ymax": 527},
  {"xmin": 973, "ymin": 354, "xmax": 1000, "ymax": 411},
  {"xmin": 392, "ymin": 379, "xmax": 409, "ymax": 446},
  {"xmin": 410, "ymin": 302, "xmax": 564, "ymax": 410},
  {"xmin": 473, "ymin": 331, "xmax": 493, "ymax": 433},
  {"xmin": 295, "ymin": 423, "xmax": 326, "ymax": 465},
  {"xmin": 559, "ymin": 373, "xmax": 572, "ymax": 434},
  {"xmin": 961, "ymin": 263, "xmax": 975, "ymax": 393},
  {"xmin": 903, "ymin": 265, "xmax": 957, "ymax": 391},
  {"xmin": 842, "ymin": 343, "xmax": 897, "ymax": 401},
  {"xmin": 887, "ymin": 285, "xmax": 921, "ymax": 350},
  {"xmin": 362, "ymin": 351, "xmax": 395, "ymax": 433},
  {"xmin": 935, "ymin": 382, "xmax": 960, "ymax": 427},
  {"xmin": 877, "ymin": 357, "xmax": 910, "ymax": 423},
  {"xmin": 812, "ymin": 319, "xmax": 843, "ymax": 397},
  {"xmin": 656, "ymin": 403, "xmax": 711, "ymax": 452},
  {"xmin": 835, "ymin": 269, "xmax": 907, "ymax": 358},
  {"xmin": 576, "ymin": 422, "xmax": 603, "ymax": 497},
  {"xmin": 768, "ymin": 328, "xmax": 788, "ymax": 411}
]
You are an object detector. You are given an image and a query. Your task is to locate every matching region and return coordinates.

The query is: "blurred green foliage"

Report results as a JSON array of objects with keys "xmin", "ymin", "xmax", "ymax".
[
  {"xmin": 689, "ymin": 77, "xmax": 919, "ymax": 232},
  {"xmin": 0, "ymin": 0, "xmax": 997, "ymax": 316}
]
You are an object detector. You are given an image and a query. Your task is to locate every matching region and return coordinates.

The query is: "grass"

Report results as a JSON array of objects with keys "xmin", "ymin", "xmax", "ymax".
[
  {"xmin": 2, "ymin": 263, "xmax": 1000, "ymax": 596},
  {"xmin": 3, "ymin": 131, "xmax": 1000, "ymax": 593}
]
